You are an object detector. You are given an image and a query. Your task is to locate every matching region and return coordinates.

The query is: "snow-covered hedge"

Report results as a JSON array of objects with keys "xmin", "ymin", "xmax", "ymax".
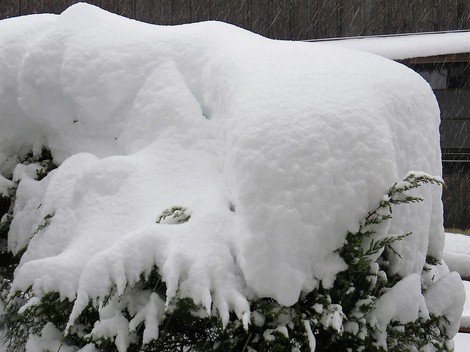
[{"xmin": 0, "ymin": 3, "xmax": 464, "ymax": 351}]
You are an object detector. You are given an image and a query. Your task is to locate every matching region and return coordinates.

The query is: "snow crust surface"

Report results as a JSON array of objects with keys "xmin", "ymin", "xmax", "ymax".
[{"xmin": 0, "ymin": 2, "xmax": 461, "ymax": 346}]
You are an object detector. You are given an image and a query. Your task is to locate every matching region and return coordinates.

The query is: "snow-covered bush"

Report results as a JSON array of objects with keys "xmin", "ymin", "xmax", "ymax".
[
  {"xmin": 0, "ymin": 173, "xmax": 461, "ymax": 352},
  {"xmin": 0, "ymin": 3, "xmax": 465, "ymax": 351}
]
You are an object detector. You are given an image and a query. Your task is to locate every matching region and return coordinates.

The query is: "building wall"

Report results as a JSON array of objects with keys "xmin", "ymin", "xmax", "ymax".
[
  {"xmin": 444, "ymin": 164, "xmax": 470, "ymax": 230},
  {"xmin": 1, "ymin": 0, "xmax": 470, "ymax": 40},
  {"xmin": 406, "ymin": 59, "xmax": 470, "ymax": 231}
]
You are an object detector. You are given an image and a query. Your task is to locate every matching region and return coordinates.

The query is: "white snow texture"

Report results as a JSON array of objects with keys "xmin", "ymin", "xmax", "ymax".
[{"xmin": 0, "ymin": 2, "xmax": 463, "ymax": 349}]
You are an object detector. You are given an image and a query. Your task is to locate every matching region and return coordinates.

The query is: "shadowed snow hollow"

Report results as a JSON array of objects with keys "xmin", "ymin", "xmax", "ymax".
[{"xmin": 0, "ymin": 2, "xmax": 461, "ymax": 339}]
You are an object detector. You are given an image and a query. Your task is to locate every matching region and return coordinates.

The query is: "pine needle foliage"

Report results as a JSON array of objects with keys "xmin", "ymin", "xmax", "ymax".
[
  {"xmin": 0, "ymin": 147, "xmax": 57, "ymax": 280},
  {"xmin": 0, "ymin": 290, "xmax": 99, "ymax": 352},
  {"xmin": 0, "ymin": 183, "xmax": 17, "ymax": 282},
  {"xmin": 0, "ymin": 148, "xmax": 59, "ymax": 350},
  {"xmin": 18, "ymin": 148, "xmax": 57, "ymax": 181},
  {"xmin": 156, "ymin": 207, "xmax": 191, "ymax": 224},
  {"xmin": 0, "ymin": 172, "xmax": 454, "ymax": 352}
]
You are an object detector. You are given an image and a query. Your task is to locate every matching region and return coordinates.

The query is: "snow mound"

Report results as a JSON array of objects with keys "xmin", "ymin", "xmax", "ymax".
[
  {"xmin": 460, "ymin": 281, "xmax": 470, "ymax": 329},
  {"xmin": 0, "ymin": 2, "xmax": 461, "ymax": 347},
  {"xmin": 444, "ymin": 232, "xmax": 470, "ymax": 278}
]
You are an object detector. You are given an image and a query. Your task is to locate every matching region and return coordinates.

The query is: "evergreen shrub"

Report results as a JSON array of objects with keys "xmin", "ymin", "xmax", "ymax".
[{"xmin": 0, "ymin": 171, "xmax": 454, "ymax": 352}]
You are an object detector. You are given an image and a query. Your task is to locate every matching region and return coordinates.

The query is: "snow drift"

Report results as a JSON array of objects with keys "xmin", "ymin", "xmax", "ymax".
[{"xmin": 0, "ymin": 3, "xmax": 464, "ymax": 350}]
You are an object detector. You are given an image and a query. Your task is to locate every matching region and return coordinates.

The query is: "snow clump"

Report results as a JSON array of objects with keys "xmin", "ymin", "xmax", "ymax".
[{"xmin": 0, "ymin": 3, "xmax": 464, "ymax": 351}]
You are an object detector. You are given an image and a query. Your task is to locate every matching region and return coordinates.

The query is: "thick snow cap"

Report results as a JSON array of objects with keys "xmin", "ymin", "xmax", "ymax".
[
  {"xmin": 320, "ymin": 30, "xmax": 470, "ymax": 60},
  {"xmin": 1, "ymin": 3, "xmax": 446, "ymax": 313}
]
